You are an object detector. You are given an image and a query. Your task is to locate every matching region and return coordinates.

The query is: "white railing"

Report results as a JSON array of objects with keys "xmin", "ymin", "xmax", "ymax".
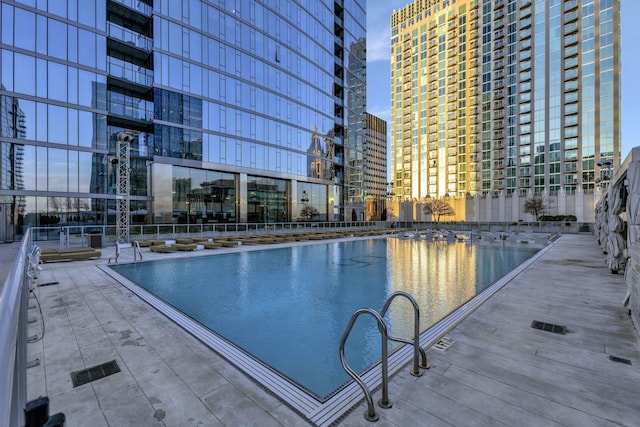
[
  {"xmin": 30, "ymin": 222, "xmax": 391, "ymax": 248},
  {"xmin": 26, "ymin": 220, "xmax": 584, "ymax": 250},
  {"xmin": 0, "ymin": 228, "xmax": 31, "ymax": 427}
]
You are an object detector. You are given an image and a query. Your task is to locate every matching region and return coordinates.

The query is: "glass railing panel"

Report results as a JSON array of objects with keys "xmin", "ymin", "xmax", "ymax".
[
  {"xmin": 110, "ymin": 0, "xmax": 152, "ymax": 16},
  {"xmin": 107, "ymin": 22, "xmax": 152, "ymax": 52},
  {"xmin": 107, "ymin": 58, "xmax": 153, "ymax": 86}
]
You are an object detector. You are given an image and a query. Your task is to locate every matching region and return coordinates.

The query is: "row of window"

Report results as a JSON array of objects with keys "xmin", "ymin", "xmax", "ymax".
[{"xmin": 1, "ymin": 4, "xmax": 106, "ymax": 70}]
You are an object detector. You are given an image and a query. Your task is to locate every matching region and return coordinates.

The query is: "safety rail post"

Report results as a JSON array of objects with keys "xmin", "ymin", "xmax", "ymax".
[
  {"xmin": 339, "ymin": 308, "xmax": 392, "ymax": 422},
  {"xmin": 380, "ymin": 291, "xmax": 429, "ymax": 376}
]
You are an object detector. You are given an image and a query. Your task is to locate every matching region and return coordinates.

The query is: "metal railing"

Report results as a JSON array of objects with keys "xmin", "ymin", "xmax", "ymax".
[
  {"xmin": 27, "ymin": 220, "xmax": 580, "ymax": 250},
  {"xmin": 379, "ymin": 291, "xmax": 429, "ymax": 376},
  {"xmin": 0, "ymin": 228, "xmax": 32, "ymax": 427},
  {"xmin": 339, "ymin": 308, "xmax": 391, "ymax": 422},
  {"xmin": 29, "ymin": 222, "xmax": 393, "ymax": 249},
  {"xmin": 339, "ymin": 291, "xmax": 428, "ymax": 422}
]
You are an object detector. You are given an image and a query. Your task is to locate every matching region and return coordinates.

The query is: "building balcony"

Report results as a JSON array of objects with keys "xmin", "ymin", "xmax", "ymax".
[
  {"xmin": 565, "ymin": 0, "xmax": 578, "ymax": 11},
  {"xmin": 108, "ymin": 22, "xmax": 152, "ymax": 52},
  {"xmin": 107, "ymin": 58, "xmax": 153, "ymax": 87},
  {"xmin": 109, "ymin": 0, "xmax": 152, "ymax": 17}
]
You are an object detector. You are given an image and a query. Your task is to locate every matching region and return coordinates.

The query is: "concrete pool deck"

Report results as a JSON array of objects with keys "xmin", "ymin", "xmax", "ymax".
[{"xmin": 5, "ymin": 233, "xmax": 640, "ymax": 426}]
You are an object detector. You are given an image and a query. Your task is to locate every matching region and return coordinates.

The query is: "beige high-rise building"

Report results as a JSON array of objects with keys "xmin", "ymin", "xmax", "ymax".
[
  {"xmin": 391, "ymin": 0, "xmax": 482, "ymax": 201},
  {"xmin": 390, "ymin": 0, "xmax": 620, "ymax": 220}
]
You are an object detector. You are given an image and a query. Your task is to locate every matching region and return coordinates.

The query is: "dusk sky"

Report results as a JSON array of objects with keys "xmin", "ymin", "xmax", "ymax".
[{"xmin": 365, "ymin": 1, "xmax": 640, "ymax": 168}]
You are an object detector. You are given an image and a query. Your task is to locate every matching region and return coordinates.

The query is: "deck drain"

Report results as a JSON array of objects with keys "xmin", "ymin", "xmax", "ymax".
[
  {"xmin": 531, "ymin": 320, "xmax": 566, "ymax": 335},
  {"xmin": 609, "ymin": 355, "xmax": 632, "ymax": 365},
  {"xmin": 37, "ymin": 281, "xmax": 59, "ymax": 287},
  {"xmin": 71, "ymin": 360, "xmax": 121, "ymax": 387},
  {"xmin": 433, "ymin": 337, "xmax": 455, "ymax": 351}
]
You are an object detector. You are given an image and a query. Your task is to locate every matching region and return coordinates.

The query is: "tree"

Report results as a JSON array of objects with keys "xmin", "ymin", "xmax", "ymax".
[
  {"xmin": 523, "ymin": 196, "xmax": 549, "ymax": 220},
  {"xmin": 300, "ymin": 205, "xmax": 319, "ymax": 221},
  {"xmin": 422, "ymin": 198, "xmax": 455, "ymax": 222}
]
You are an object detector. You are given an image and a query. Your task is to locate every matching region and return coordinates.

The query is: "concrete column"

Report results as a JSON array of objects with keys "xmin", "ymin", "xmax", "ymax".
[{"xmin": 498, "ymin": 192, "xmax": 506, "ymax": 222}]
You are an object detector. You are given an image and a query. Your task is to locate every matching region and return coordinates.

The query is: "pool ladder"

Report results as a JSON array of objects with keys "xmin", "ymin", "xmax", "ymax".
[{"xmin": 339, "ymin": 291, "xmax": 429, "ymax": 422}]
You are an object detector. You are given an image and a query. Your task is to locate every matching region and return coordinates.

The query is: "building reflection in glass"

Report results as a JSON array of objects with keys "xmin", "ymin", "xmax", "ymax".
[
  {"xmin": 0, "ymin": 88, "xmax": 26, "ymax": 239},
  {"xmin": 172, "ymin": 166, "xmax": 236, "ymax": 224},
  {"xmin": 383, "ymin": 239, "xmax": 538, "ymax": 338},
  {"xmin": 247, "ymin": 176, "xmax": 287, "ymax": 223}
]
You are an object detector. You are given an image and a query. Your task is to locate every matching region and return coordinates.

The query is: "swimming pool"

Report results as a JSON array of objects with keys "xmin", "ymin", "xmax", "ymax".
[{"xmin": 107, "ymin": 238, "xmax": 539, "ymax": 402}]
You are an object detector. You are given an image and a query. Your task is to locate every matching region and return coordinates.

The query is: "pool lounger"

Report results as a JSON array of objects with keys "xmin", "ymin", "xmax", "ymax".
[
  {"xmin": 39, "ymin": 248, "xmax": 102, "ymax": 263},
  {"xmin": 199, "ymin": 241, "xmax": 223, "ymax": 249},
  {"xmin": 175, "ymin": 238, "xmax": 195, "ymax": 244},
  {"xmin": 174, "ymin": 243, "xmax": 197, "ymax": 251},
  {"xmin": 149, "ymin": 245, "xmax": 177, "ymax": 253}
]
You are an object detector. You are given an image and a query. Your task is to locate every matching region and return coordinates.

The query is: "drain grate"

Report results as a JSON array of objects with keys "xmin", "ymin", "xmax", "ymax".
[
  {"xmin": 71, "ymin": 360, "xmax": 121, "ymax": 387},
  {"xmin": 531, "ymin": 320, "xmax": 567, "ymax": 335},
  {"xmin": 432, "ymin": 337, "xmax": 455, "ymax": 351},
  {"xmin": 37, "ymin": 281, "xmax": 59, "ymax": 287},
  {"xmin": 609, "ymin": 355, "xmax": 632, "ymax": 365}
]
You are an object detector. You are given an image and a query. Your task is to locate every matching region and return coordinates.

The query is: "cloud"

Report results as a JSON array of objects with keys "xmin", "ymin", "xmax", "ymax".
[
  {"xmin": 367, "ymin": 29, "xmax": 390, "ymax": 63},
  {"xmin": 366, "ymin": 1, "xmax": 408, "ymax": 62},
  {"xmin": 366, "ymin": 4, "xmax": 392, "ymax": 63}
]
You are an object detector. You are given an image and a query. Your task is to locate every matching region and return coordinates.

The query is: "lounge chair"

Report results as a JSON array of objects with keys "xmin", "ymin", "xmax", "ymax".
[
  {"xmin": 174, "ymin": 243, "xmax": 197, "ymax": 251},
  {"xmin": 149, "ymin": 245, "xmax": 177, "ymax": 253},
  {"xmin": 200, "ymin": 242, "xmax": 223, "ymax": 249},
  {"xmin": 39, "ymin": 248, "xmax": 101, "ymax": 263},
  {"xmin": 175, "ymin": 238, "xmax": 195, "ymax": 244}
]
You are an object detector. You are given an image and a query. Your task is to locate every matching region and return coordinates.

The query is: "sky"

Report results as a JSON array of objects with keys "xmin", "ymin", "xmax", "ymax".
[{"xmin": 365, "ymin": 0, "xmax": 640, "ymax": 163}]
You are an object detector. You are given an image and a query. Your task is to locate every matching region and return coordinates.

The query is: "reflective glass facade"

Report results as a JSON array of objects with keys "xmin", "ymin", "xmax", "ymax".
[
  {"xmin": 0, "ymin": 0, "xmax": 367, "ymax": 238},
  {"xmin": 391, "ymin": 0, "xmax": 620, "ymax": 203}
]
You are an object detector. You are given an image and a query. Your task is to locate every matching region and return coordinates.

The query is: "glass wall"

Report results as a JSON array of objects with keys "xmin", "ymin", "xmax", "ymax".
[
  {"xmin": 172, "ymin": 166, "xmax": 236, "ymax": 224},
  {"xmin": 297, "ymin": 182, "xmax": 328, "ymax": 222},
  {"xmin": 0, "ymin": 0, "xmax": 366, "ymax": 230},
  {"xmin": 247, "ymin": 176, "xmax": 288, "ymax": 223}
]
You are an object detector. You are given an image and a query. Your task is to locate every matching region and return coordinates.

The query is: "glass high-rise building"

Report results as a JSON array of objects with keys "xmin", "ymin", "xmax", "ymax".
[
  {"xmin": 390, "ymin": 0, "xmax": 620, "ymax": 214},
  {"xmin": 0, "ymin": 0, "xmax": 367, "ymax": 239}
]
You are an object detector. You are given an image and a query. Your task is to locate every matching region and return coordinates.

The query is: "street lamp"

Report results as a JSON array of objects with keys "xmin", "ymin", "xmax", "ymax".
[
  {"xmin": 185, "ymin": 198, "xmax": 191, "ymax": 228},
  {"xmin": 597, "ymin": 159, "xmax": 613, "ymax": 190},
  {"xmin": 385, "ymin": 182, "xmax": 396, "ymax": 220},
  {"xmin": 301, "ymin": 190, "xmax": 310, "ymax": 221}
]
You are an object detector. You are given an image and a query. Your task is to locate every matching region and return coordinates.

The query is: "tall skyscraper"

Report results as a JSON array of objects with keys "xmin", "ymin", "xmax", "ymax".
[
  {"xmin": 364, "ymin": 112, "xmax": 388, "ymax": 220},
  {"xmin": 390, "ymin": 0, "xmax": 620, "ymax": 218},
  {"xmin": 0, "ymin": 0, "xmax": 368, "ymax": 237}
]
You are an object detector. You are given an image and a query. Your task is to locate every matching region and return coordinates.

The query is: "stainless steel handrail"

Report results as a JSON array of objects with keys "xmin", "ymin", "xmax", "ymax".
[
  {"xmin": 0, "ymin": 228, "xmax": 31, "ymax": 427},
  {"xmin": 379, "ymin": 291, "xmax": 429, "ymax": 376},
  {"xmin": 133, "ymin": 240, "xmax": 143, "ymax": 261},
  {"xmin": 339, "ymin": 308, "xmax": 391, "ymax": 422}
]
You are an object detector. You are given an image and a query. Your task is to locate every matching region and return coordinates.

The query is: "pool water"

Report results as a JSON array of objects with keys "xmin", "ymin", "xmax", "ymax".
[{"xmin": 109, "ymin": 238, "xmax": 538, "ymax": 400}]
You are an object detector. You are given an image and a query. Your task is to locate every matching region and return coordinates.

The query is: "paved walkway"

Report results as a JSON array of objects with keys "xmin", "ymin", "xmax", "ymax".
[{"xmin": 8, "ymin": 234, "xmax": 640, "ymax": 426}]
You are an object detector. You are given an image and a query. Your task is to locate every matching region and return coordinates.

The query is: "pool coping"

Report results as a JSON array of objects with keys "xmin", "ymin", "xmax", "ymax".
[{"xmin": 98, "ymin": 237, "xmax": 556, "ymax": 427}]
